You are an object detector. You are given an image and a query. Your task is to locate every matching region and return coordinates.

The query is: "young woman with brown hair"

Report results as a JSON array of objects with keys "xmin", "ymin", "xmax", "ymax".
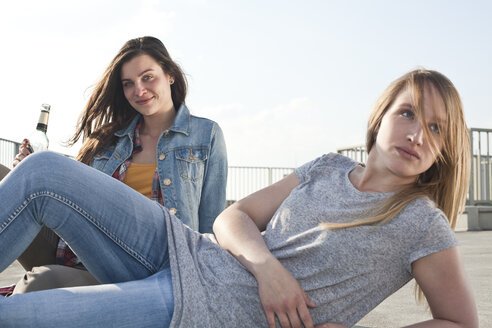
[{"xmin": 8, "ymin": 36, "xmax": 227, "ymax": 294}]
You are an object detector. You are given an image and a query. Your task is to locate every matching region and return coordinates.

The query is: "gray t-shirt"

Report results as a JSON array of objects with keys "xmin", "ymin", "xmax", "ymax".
[{"xmin": 166, "ymin": 153, "xmax": 458, "ymax": 327}]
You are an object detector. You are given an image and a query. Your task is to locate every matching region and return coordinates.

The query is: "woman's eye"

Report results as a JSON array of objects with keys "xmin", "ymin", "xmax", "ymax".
[
  {"xmin": 143, "ymin": 75, "xmax": 153, "ymax": 81},
  {"xmin": 401, "ymin": 110, "xmax": 414, "ymax": 119},
  {"xmin": 122, "ymin": 81, "xmax": 133, "ymax": 88},
  {"xmin": 429, "ymin": 124, "xmax": 440, "ymax": 134}
]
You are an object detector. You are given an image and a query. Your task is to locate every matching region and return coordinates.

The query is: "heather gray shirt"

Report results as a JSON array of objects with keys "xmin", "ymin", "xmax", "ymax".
[{"xmin": 166, "ymin": 153, "xmax": 458, "ymax": 327}]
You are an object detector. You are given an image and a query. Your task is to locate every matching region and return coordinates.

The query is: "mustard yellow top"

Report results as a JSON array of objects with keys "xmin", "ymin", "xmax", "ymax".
[{"xmin": 123, "ymin": 163, "xmax": 157, "ymax": 199}]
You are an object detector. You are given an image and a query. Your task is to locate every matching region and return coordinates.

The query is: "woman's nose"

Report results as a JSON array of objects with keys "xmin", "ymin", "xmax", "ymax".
[
  {"xmin": 407, "ymin": 123, "xmax": 424, "ymax": 145},
  {"xmin": 134, "ymin": 82, "xmax": 147, "ymax": 97}
]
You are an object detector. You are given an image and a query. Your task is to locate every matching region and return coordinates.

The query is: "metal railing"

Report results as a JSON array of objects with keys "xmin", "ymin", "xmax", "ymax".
[
  {"xmin": 0, "ymin": 137, "xmax": 294, "ymax": 203},
  {"xmin": 4, "ymin": 128, "xmax": 490, "ymax": 205},
  {"xmin": 337, "ymin": 127, "xmax": 492, "ymax": 206},
  {"xmin": 469, "ymin": 128, "xmax": 492, "ymax": 205},
  {"xmin": 337, "ymin": 144, "xmax": 368, "ymax": 164},
  {"xmin": 226, "ymin": 166, "xmax": 294, "ymax": 204},
  {"xmin": 0, "ymin": 138, "xmax": 20, "ymax": 169}
]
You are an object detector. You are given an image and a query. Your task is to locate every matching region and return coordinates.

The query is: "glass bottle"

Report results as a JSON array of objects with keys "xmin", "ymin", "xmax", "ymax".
[{"xmin": 27, "ymin": 104, "xmax": 51, "ymax": 153}]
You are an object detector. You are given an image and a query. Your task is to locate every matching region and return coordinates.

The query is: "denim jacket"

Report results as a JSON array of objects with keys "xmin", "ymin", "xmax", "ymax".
[{"xmin": 91, "ymin": 104, "xmax": 227, "ymax": 233}]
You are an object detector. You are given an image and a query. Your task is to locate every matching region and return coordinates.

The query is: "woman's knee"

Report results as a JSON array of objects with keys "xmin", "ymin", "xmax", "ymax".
[
  {"xmin": 13, "ymin": 152, "xmax": 64, "ymax": 180},
  {"xmin": 20, "ymin": 151, "xmax": 67, "ymax": 172}
]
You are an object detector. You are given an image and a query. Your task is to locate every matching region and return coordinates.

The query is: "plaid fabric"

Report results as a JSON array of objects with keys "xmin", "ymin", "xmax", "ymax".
[
  {"xmin": 55, "ymin": 238, "xmax": 81, "ymax": 266},
  {"xmin": 0, "ymin": 285, "xmax": 15, "ymax": 297},
  {"xmin": 56, "ymin": 119, "xmax": 164, "ymax": 267}
]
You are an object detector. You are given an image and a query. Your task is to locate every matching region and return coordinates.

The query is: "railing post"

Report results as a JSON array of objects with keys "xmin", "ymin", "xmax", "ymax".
[
  {"xmin": 469, "ymin": 129, "xmax": 475, "ymax": 205},
  {"xmin": 486, "ymin": 131, "xmax": 490, "ymax": 202}
]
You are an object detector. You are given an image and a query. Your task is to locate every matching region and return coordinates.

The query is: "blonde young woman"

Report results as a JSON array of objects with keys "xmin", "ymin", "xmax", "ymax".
[{"xmin": 0, "ymin": 69, "xmax": 477, "ymax": 327}]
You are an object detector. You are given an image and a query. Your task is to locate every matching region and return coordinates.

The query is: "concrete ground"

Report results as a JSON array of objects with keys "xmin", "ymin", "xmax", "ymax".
[
  {"xmin": 356, "ymin": 230, "xmax": 491, "ymax": 327},
  {"xmin": 1, "ymin": 231, "xmax": 491, "ymax": 327}
]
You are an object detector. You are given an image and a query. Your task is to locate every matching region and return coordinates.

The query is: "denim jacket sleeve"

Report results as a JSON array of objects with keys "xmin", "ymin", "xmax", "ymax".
[{"xmin": 198, "ymin": 123, "xmax": 228, "ymax": 233}]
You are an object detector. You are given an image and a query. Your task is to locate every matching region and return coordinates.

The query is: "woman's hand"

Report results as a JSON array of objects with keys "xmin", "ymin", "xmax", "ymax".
[
  {"xmin": 213, "ymin": 173, "xmax": 305, "ymax": 327},
  {"xmin": 12, "ymin": 139, "xmax": 32, "ymax": 167},
  {"xmin": 255, "ymin": 257, "xmax": 316, "ymax": 328}
]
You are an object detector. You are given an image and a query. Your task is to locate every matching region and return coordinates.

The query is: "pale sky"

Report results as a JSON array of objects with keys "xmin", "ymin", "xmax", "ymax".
[{"xmin": 1, "ymin": 0, "xmax": 491, "ymax": 167}]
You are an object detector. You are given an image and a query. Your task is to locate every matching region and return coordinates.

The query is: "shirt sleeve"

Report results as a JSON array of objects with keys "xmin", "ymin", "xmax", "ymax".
[
  {"xmin": 198, "ymin": 122, "xmax": 228, "ymax": 233},
  {"xmin": 407, "ymin": 211, "xmax": 459, "ymax": 274},
  {"xmin": 295, "ymin": 153, "xmax": 335, "ymax": 184}
]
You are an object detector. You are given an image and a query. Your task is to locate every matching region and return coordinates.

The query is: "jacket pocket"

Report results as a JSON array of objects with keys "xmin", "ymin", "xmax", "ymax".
[{"xmin": 175, "ymin": 148, "xmax": 208, "ymax": 182}]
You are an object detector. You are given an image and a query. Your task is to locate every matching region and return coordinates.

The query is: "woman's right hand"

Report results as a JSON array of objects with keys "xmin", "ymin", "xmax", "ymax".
[
  {"xmin": 255, "ymin": 257, "xmax": 316, "ymax": 328},
  {"xmin": 213, "ymin": 173, "xmax": 306, "ymax": 327},
  {"xmin": 13, "ymin": 139, "xmax": 32, "ymax": 167}
]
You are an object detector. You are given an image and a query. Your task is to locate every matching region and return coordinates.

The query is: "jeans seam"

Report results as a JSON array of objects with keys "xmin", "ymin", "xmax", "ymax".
[
  {"xmin": 1, "ymin": 199, "xmax": 30, "ymax": 232},
  {"xmin": 4, "ymin": 190, "xmax": 158, "ymax": 273}
]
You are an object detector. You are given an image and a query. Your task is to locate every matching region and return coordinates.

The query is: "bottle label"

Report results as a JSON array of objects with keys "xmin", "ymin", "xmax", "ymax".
[{"xmin": 36, "ymin": 111, "xmax": 50, "ymax": 132}]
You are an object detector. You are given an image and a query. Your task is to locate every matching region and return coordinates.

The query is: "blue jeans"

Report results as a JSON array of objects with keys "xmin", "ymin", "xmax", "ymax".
[{"xmin": 0, "ymin": 152, "xmax": 174, "ymax": 327}]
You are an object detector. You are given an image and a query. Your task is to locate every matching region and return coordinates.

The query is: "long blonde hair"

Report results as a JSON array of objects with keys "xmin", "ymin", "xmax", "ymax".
[
  {"xmin": 322, "ymin": 69, "xmax": 470, "ymax": 230},
  {"xmin": 321, "ymin": 69, "xmax": 470, "ymax": 303}
]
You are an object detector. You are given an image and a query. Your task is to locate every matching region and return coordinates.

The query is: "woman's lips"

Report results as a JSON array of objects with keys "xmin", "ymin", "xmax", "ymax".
[
  {"xmin": 136, "ymin": 97, "xmax": 153, "ymax": 105},
  {"xmin": 396, "ymin": 147, "xmax": 420, "ymax": 160}
]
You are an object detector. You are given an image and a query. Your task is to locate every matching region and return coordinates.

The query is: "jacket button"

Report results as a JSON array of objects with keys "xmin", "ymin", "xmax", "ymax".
[
  {"xmin": 164, "ymin": 131, "xmax": 170, "ymax": 137},
  {"xmin": 169, "ymin": 208, "xmax": 177, "ymax": 215},
  {"xmin": 159, "ymin": 153, "xmax": 166, "ymax": 160},
  {"xmin": 163, "ymin": 178, "xmax": 171, "ymax": 186}
]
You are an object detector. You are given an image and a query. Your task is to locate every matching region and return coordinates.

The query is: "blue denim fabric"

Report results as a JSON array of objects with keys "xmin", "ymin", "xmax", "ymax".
[
  {"xmin": 0, "ymin": 152, "xmax": 174, "ymax": 327},
  {"xmin": 91, "ymin": 104, "xmax": 227, "ymax": 233},
  {"xmin": 0, "ymin": 269, "xmax": 174, "ymax": 328}
]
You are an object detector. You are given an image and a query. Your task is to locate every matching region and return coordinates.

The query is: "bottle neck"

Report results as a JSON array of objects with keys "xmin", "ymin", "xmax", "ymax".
[{"xmin": 36, "ymin": 110, "xmax": 49, "ymax": 133}]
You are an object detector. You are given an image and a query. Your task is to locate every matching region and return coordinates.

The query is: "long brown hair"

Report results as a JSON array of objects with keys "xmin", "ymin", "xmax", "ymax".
[{"xmin": 68, "ymin": 36, "xmax": 187, "ymax": 164}]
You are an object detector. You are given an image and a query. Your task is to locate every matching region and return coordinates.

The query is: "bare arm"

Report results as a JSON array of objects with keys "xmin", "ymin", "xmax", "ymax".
[
  {"xmin": 404, "ymin": 247, "xmax": 478, "ymax": 328},
  {"xmin": 213, "ymin": 172, "xmax": 299, "ymax": 260},
  {"xmin": 213, "ymin": 172, "xmax": 316, "ymax": 328}
]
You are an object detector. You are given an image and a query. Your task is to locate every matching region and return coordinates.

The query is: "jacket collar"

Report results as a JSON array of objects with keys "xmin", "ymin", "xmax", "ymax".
[
  {"xmin": 169, "ymin": 104, "xmax": 190, "ymax": 136},
  {"xmin": 114, "ymin": 104, "xmax": 191, "ymax": 138}
]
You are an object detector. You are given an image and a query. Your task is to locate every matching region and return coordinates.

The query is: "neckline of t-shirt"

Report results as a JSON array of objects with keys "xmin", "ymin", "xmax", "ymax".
[
  {"xmin": 129, "ymin": 162, "xmax": 157, "ymax": 167},
  {"xmin": 344, "ymin": 161, "xmax": 395, "ymax": 198}
]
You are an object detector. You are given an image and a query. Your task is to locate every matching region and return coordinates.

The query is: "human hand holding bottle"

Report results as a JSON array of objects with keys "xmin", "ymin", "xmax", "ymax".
[
  {"xmin": 12, "ymin": 139, "xmax": 33, "ymax": 167},
  {"xmin": 13, "ymin": 104, "xmax": 50, "ymax": 167}
]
